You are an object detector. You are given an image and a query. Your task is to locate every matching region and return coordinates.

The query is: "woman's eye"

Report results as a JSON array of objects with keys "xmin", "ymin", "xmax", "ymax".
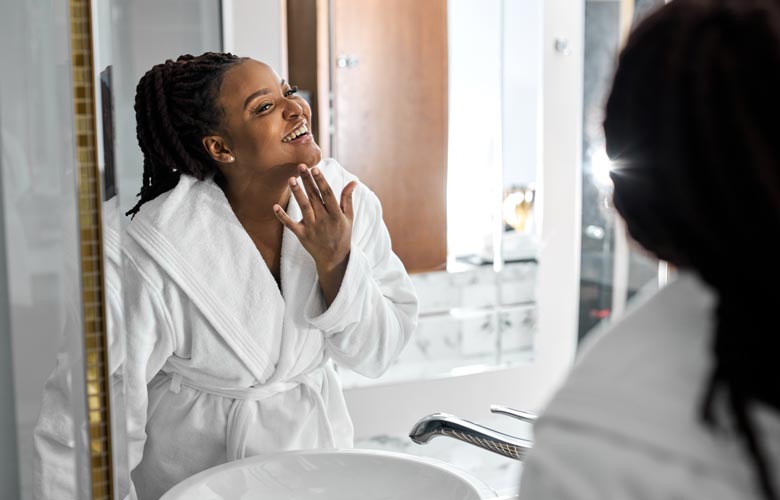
[
  {"xmin": 285, "ymin": 86, "xmax": 299, "ymax": 97},
  {"xmin": 256, "ymin": 103, "xmax": 272, "ymax": 113}
]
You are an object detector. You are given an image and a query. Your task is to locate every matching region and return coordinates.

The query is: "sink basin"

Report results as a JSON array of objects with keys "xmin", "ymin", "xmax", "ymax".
[{"xmin": 160, "ymin": 449, "xmax": 498, "ymax": 500}]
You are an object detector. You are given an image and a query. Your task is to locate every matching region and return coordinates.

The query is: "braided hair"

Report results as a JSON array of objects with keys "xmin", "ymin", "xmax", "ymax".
[
  {"xmin": 126, "ymin": 52, "xmax": 243, "ymax": 217},
  {"xmin": 605, "ymin": 1, "xmax": 780, "ymax": 498}
]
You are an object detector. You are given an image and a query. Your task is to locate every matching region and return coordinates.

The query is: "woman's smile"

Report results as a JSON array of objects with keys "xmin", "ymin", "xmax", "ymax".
[{"xmin": 282, "ymin": 121, "xmax": 312, "ymax": 143}]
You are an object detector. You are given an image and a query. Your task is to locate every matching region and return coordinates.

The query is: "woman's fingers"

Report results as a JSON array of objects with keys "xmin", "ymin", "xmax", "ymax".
[
  {"xmin": 290, "ymin": 165, "xmax": 356, "ymax": 225},
  {"xmin": 288, "ymin": 177, "xmax": 315, "ymax": 224},
  {"xmin": 311, "ymin": 167, "xmax": 341, "ymax": 214},
  {"xmin": 341, "ymin": 181, "xmax": 358, "ymax": 220},
  {"xmin": 273, "ymin": 204, "xmax": 304, "ymax": 237},
  {"xmin": 298, "ymin": 164, "xmax": 326, "ymax": 217}
]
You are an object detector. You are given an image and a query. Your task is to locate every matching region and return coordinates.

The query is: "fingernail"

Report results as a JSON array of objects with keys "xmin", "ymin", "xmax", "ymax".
[
  {"xmin": 312, "ymin": 168, "xmax": 320, "ymax": 176},
  {"xmin": 289, "ymin": 178, "xmax": 297, "ymax": 186}
]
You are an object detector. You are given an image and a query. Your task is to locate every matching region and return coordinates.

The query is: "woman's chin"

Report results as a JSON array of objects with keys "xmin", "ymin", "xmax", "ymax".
[
  {"xmin": 275, "ymin": 146, "xmax": 322, "ymax": 171},
  {"xmin": 301, "ymin": 147, "xmax": 322, "ymax": 167}
]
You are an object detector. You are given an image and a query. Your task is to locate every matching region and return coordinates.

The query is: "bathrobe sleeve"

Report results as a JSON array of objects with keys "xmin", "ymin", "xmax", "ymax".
[
  {"xmin": 304, "ymin": 185, "xmax": 418, "ymax": 378},
  {"xmin": 33, "ymin": 225, "xmax": 125, "ymax": 500},
  {"xmin": 122, "ymin": 251, "xmax": 176, "ymax": 493},
  {"xmin": 31, "ymin": 308, "xmax": 87, "ymax": 500}
]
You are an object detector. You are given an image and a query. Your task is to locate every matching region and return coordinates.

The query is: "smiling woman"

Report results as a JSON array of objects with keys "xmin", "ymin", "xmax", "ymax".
[{"xmin": 114, "ymin": 52, "xmax": 419, "ymax": 500}]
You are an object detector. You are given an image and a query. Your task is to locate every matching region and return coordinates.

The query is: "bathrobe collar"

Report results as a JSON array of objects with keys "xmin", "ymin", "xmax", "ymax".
[{"xmin": 126, "ymin": 173, "xmax": 315, "ymax": 383}]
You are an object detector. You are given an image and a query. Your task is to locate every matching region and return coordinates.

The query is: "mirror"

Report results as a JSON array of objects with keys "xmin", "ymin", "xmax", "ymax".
[
  {"xmin": 105, "ymin": 2, "xmax": 549, "ymax": 497},
  {"xmin": 105, "ymin": 0, "xmax": 546, "ymax": 394}
]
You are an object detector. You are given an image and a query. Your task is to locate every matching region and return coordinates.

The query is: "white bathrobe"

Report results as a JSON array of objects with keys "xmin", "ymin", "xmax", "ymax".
[
  {"xmin": 519, "ymin": 272, "xmax": 780, "ymax": 499},
  {"xmin": 122, "ymin": 158, "xmax": 418, "ymax": 500}
]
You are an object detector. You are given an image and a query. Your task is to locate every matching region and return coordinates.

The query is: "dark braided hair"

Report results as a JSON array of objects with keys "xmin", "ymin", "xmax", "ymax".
[
  {"xmin": 605, "ymin": 1, "xmax": 780, "ymax": 498},
  {"xmin": 126, "ymin": 52, "xmax": 244, "ymax": 217}
]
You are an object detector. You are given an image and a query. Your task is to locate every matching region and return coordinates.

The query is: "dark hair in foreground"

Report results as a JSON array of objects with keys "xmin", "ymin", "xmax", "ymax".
[
  {"xmin": 127, "ymin": 52, "xmax": 243, "ymax": 217},
  {"xmin": 604, "ymin": 1, "xmax": 780, "ymax": 498}
]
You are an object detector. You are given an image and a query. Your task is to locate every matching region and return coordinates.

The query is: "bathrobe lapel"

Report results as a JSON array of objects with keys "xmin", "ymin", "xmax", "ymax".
[{"xmin": 127, "ymin": 175, "xmax": 292, "ymax": 383}]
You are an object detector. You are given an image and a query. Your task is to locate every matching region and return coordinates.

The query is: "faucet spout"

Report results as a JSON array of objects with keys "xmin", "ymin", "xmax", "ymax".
[{"xmin": 409, "ymin": 412, "xmax": 533, "ymax": 461}]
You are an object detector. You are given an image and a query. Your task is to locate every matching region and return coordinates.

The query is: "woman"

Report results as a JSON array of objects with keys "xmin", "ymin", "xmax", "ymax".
[
  {"xmin": 122, "ymin": 53, "xmax": 418, "ymax": 499},
  {"xmin": 520, "ymin": 1, "xmax": 780, "ymax": 499}
]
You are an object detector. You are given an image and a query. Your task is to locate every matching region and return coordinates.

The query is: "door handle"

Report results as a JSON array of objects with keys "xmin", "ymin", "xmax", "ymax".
[{"xmin": 336, "ymin": 54, "xmax": 360, "ymax": 68}]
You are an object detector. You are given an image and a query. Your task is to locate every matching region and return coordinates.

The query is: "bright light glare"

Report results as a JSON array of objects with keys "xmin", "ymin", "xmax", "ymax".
[{"xmin": 591, "ymin": 148, "xmax": 613, "ymax": 187}]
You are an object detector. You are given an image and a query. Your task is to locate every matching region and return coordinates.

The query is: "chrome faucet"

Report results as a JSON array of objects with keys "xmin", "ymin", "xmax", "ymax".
[{"xmin": 408, "ymin": 405, "xmax": 536, "ymax": 461}]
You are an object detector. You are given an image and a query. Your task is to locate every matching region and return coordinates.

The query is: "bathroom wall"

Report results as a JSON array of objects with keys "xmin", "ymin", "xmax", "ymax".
[
  {"xmin": 111, "ymin": 0, "xmax": 223, "ymax": 221},
  {"xmin": 340, "ymin": 262, "xmax": 537, "ymax": 389},
  {"xmin": 446, "ymin": 0, "xmax": 542, "ymax": 261},
  {"xmin": 446, "ymin": 0, "xmax": 503, "ymax": 259},
  {"xmin": 225, "ymin": 0, "xmax": 288, "ymax": 76},
  {"xmin": 502, "ymin": 0, "xmax": 542, "ymax": 189}
]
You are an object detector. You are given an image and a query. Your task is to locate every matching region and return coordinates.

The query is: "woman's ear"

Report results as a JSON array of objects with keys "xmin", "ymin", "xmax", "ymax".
[{"xmin": 203, "ymin": 135, "xmax": 235, "ymax": 164}]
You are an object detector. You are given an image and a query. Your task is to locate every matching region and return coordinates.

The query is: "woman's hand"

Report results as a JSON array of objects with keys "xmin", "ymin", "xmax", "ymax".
[{"xmin": 274, "ymin": 164, "xmax": 358, "ymax": 305}]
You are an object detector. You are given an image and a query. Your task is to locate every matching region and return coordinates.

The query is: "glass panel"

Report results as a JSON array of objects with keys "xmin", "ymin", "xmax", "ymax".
[
  {"xmin": 0, "ymin": 2, "xmax": 224, "ymax": 497},
  {"xmin": 0, "ymin": 1, "xmax": 88, "ymax": 498},
  {"xmin": 0, "ymin": 88, "xmax": 20, "ymax": 500}
]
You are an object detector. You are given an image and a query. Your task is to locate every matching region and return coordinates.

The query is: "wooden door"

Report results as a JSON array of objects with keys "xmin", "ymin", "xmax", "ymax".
[{"xmin": 331, "ymin": 0, "xmax": 448, "ymax": 273}]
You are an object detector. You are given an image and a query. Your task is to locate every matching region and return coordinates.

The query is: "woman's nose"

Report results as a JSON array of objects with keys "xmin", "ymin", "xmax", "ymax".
[{"xmin": 282, "ymin": 99, "xmax": 304, "ymax": 120}]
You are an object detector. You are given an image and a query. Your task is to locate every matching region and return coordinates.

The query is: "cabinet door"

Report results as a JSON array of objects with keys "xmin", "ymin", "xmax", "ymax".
[{"xmin": 331, "ymin": 0, "xmax": 448, "ymax": 273}]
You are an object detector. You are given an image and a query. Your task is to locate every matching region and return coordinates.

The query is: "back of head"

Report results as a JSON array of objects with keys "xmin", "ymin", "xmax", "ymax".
[{"xmin": 604, "ymin": 1, "xmax": 780, "ymax": 498}]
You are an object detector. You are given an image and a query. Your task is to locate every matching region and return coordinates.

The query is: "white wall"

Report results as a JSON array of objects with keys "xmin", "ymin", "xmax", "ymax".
[
  {"xmin": 446, "ymin": 0, "xmax": 503, "ymax": 259},
  {"xmin": 531, "ymin": 0, "xmax": 584, "ymax": 409},
  {"xmin": 111, "ymin": 0, "xmax": 223, "ymax": 220},
  {"xmin": 446, "ymin": 0, "xmax": 543, "ymax": 260},
  {"xmin": 502, "ymin": 0, "xmax": 542, "ymax": 188},
  {"xmin": 224, "ymin": 0, "xmax": 288, "ymax": 75}
]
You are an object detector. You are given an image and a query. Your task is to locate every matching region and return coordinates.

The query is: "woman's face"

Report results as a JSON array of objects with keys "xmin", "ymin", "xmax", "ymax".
[{"xmin": 211, "ymin": 59, "xmax": 321, "ymax": 178}]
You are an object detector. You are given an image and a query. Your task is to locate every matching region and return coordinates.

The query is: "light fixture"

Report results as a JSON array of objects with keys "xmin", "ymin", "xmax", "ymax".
[{"xmin": 502, "ymin": 185, "xmax": 535, "ymax": 234}]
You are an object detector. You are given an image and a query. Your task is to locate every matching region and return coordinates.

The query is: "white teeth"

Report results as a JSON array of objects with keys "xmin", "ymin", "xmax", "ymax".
[{"xmin": 283, "ymin": 124, "xmax": 308, "ymax": 142}]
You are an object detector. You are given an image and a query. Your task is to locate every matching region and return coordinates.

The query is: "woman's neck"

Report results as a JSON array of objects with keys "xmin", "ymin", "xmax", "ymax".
[{"xmin": 221, "ymin": 170, "xmax": 291, "ymax": 229}]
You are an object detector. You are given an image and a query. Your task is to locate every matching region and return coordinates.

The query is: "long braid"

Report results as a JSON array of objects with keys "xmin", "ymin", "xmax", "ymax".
[
  {"xmin": 605, "ymin": 2, "xmax": 780, "ymax": 498},
  {"xmin": 127, "ymin": 52, "xmax": 243, "ymax": 217},
  {"xmin": 684, "ymin": 11, "xmax": 780, "ymax": 499}
]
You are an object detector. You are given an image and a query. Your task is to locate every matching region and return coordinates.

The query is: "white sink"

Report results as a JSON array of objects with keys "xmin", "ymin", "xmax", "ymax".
[{"xmin": 160, "ymin": 449, "xmax": 498, "ymax": 500}]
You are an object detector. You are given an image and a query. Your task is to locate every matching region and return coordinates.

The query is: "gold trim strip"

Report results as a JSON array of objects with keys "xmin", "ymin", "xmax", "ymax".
[{"xmin": 68, "ymin": 0, "xmax": 114, "ymax": 498}]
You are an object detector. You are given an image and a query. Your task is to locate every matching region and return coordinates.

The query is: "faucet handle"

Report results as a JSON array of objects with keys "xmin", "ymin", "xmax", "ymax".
[{"xmin": 490, "ymin": 405, "xmax": 538, "ymax": 423}]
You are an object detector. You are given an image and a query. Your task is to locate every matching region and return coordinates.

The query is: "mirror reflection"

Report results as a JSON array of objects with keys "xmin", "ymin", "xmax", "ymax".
[
  {"xmin": 114, "ymin": 1, "xmax": 543, "ymax": 497},
  {"xmin": 2, "ymin": 0, "xmax": 651, "ymax": 498}
]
